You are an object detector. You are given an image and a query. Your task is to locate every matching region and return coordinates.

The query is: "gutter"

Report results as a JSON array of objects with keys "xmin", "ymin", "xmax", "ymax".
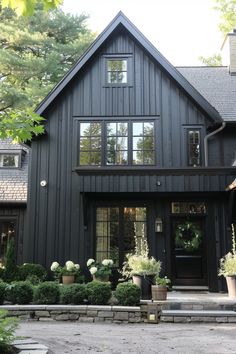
[{"xmin": 204, "ymin": 122, "xmax": 226, "ymax": 167}]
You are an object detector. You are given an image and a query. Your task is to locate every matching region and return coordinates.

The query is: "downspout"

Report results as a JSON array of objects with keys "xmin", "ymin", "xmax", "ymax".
[{"xmin": 204, "ymin": 122, "xmax": 226, "ymax": 167}]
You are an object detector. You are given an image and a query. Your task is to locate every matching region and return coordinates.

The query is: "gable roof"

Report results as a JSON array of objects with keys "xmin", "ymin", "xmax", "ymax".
[
  {"xmin": 36, "ymin": 11, "xmax": 221, "ymax": 123},
  {"xmin": 178, "ymin": 66, "xmax": 236, "ymax": 122}
]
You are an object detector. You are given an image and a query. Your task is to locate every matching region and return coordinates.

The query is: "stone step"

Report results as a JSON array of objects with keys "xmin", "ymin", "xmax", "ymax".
[{"xmin": 161, "ymin": 309, "xmax": 236, "ymax": 323}]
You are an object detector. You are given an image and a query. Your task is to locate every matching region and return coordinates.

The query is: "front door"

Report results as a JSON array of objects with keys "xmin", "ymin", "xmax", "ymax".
[{"xmin": 171, "ymin": 216, "xmax": 207, "ymax": 286}]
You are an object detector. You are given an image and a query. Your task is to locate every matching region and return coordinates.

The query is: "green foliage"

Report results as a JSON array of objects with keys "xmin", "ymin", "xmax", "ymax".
[
  {"xmin": 60, "ymin": 284, "xmax": 87, "ymax": 304},
  {"xmin": 1, "ymin": 0, "xmax": 63, "ymax": 16},
  {"xmin": 0, "ymin": 5, "xmax": 95, "ymax": 142},
  {"xmin": 214, "ymin": 0, "xmax": 236, "ymax": 35},
  {"xmin": 219, "ymin": 224, "xmax": 236, "ymax": 277},
  {"xmin": 114, "ymin": 283, "xmax": 141, "ymax": 306},
  {"xmin": 6, "ymin": 281, "xmax": 34, "ymax": 304},
  {"xmin": 0, "ymin": 283, "xmax": 7, "ymax": 305},
  {"xmin": 34, "ymin": 282, "xmax": 60, "ymax": 304},
  {"xmin": 198, "ymin": 54, "xmax": 222, "ymax": 66},
  {"xmin": 18, "ymin": 263, "xmax": 47, "ymax": 282},
  {"xmin": 86, "ymin": 281, "xmax": 112, "ymax": 305},
  {"xmin": 4, "ymin": 239, "xmax": 17, "ymax": 283},
  {"xmin": 0, "ymin": 310, "xmax": 18, "ymax": 354}
]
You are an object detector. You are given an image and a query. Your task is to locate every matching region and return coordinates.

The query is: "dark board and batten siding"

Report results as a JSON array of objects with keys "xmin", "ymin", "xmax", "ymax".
[{"xmin": 24, "ymin": 29, "xmax": 233, "ymax": 272}]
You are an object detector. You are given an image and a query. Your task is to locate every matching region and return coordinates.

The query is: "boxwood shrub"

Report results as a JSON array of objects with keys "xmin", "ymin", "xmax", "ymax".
[
  {"xmin": 6, "ymin": 281, "xmax": 34, "ymax": 304},
  {"xmin": 60, "ymin": 284, "xmax": 87, "ymax": 304},
  {"xmin": 86, "ymin": 281, "xmax": 111, "ymax": 305},
  {"xmin": 114, "ymin": 282, "xmax": 141, "ymax": 306},
  {"xmin": 0, "ymin": 282, "xmax": 7, "ymax": 305},
  {"xmin": 34, "ymin": 282, "xmax": 60, "ymax": 304},
  {"xmin": 18, "ymin": 263, "xmax": 47, "ymax": 282}
]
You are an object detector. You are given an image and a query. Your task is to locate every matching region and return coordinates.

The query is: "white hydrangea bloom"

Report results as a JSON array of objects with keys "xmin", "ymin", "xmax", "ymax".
[
  {"xmin": 89, "ymin": 266, "xmax": 97, "ymax": 275},
  {"xmin": 108, "ymin": 259, "xmax": 113, "ymax": 266},
  {"xmin": 87, "ymin": 258, "xmax": 95, "ymax": 267},
  {"xmin": 66, "ymin": 260, "xmax": 75, "ymax": 271},
  {"xmin": 50, "ymin": 261, "xmax": 60, "ymax": 271},
  {"xmin": 102, "ymin": 259, "xmax": 113, "ymax": 266},
  {"xmin": 74, "ymin": 263, "xmax": 80, "ymax": 270}
]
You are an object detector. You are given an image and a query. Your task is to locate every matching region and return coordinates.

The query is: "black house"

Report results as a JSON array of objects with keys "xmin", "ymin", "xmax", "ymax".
[{"xmin": 18, "ymin": 13, "xmax": 236, "ymax": 291}]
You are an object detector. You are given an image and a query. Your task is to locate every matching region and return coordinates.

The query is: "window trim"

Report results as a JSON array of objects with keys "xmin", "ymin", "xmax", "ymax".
[
  {"xmin": 182, "ymin": 126, "xmax": 204, "ymax": 167},
  {"xmin": 103, "ymin": 54, "xmax": 133, "ymax": 87}
]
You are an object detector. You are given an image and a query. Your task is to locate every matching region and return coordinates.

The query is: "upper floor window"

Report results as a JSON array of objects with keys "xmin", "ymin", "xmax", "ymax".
[
  {"xmin": 78, "ymin": 120, "xmax": 155, "ymax": 166},
  {"xmin": 107, "ymin": 59, "xmax": 127, "ymax": 84},
  {"xmin": 187, "ymin": 130, "xmax": 201, "ymax": 167},
  {"xmin": 132, "ymin": 122, "xmax": 154, "ymax": 165},
  {"xmin": 79, "ymin": 122, "xmax": 102, "ymax": 165},
  {"xmin": 0, "ymin": 153, "xmax": 20, "ymax": 168}
]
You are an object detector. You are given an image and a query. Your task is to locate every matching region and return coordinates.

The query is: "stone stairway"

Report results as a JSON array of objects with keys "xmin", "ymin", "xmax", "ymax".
[{"xmin": 159, "ymin": 291, "xmax": 236, "ymax": 323}]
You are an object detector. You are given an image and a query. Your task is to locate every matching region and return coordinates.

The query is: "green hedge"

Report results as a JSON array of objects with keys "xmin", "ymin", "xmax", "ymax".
[
  {"xmin": 34, "ymin": 282, "xmax": 60, "ymax": 304},
  {"xmin": 18, "ymin": 263, "xmax": 47, "ymax": 282},
  {"xmin": 60, "ymin": 284, "xmax": 87, "ymax": 304},
  {"xmin": 6, "ymin": 282, "xmax": 34, "ymax": 304},
  {"xmin": 114, "ymin": 282, "xmax": 141, "ymax": 306},
  {"xmin": 0, "ymin": 283, "xmax": 7, "ymax": 305},
  {"xmin": 86, "ymin": 281, "xmax": 111, "ymax": 305}
]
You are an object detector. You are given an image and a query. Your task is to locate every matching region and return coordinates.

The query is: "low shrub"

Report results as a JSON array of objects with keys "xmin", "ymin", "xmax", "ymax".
[
  {"xmin": 60, "ymin": 284, "xmax": 87, "ymax": 304},
  {"xmin": 6, "ymin": 282, "xmax": 34, "ymax": 304},
  {"xmin": 18, "ymin": 263, "xmax": 47, "ymax": 282},
  {"xmin": 86, "ymin": 281, "xmax": 111, "ymax": 305},
  {"xmin": 0, "ymin": 310, "xmax": 18, "ymax": 354},
  {"xmin": 114, "ymin": 282, "xmax": 141, "ymax": 306},
  {"xmin": 0, "ymin": 282, "xmax": 7, "ymax": 305},
  {"xmin": 34, "ymin": 282, "xmax": 60, "ymax": 304}
]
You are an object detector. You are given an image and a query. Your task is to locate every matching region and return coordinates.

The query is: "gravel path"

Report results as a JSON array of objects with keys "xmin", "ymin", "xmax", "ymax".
[{"xmin": 16, "ymin": 321, "xmax": 236, "ymax": 354}]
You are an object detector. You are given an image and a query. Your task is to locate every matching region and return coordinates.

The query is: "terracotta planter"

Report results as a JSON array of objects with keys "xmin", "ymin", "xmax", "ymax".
[
  {"xmin": 151, "ymin": 285, "xmax": 167, "ymax": 301},
  {"xmin": 226, "ymin": 276, "xmax": 236, "ymax": 298},
  {"xmin": 132, "ymin": 275, "xmax": 155, "ymax": 300},
  {"xmin": 62, "ymin": 275, "xmax": 75, "ymax": 284}
]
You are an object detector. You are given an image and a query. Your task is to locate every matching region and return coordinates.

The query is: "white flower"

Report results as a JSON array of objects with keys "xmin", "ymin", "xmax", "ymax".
[
  {"xmin": 87, "ymin": 258, "xmax": 95, "ymax": 267},
  {"xmin": 89, "ymin": 266, "xmax": 97, "ymax": 275},
  {"xmin": 50, "ymin": 261, "xmax": 60, "ymax": 271},
  {"xmin": 102, "ymin": 259, "xmax": 113, "ymax": 266},
  {"xmin": 66, "ymin": 260, "xmax": 75, "ymax": 271},
  {"xmin": 74, "ymin": 263, "xmax": 80, "ymax": 270}
]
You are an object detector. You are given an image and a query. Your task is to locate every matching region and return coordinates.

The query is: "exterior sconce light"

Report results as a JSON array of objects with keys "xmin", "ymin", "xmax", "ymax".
[
  {"xmin": 40, "ymin": 180, "xmax": 47, "ymax": 187},
  {"xmin": 155, "ymin": 217, "xmax": 163, "ymax": 233}
]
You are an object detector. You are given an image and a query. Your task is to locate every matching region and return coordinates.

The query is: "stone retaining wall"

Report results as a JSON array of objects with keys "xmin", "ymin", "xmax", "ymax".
[{"xmin": 2, "ymin": 305, "xmax": 148, "ymax": 324}]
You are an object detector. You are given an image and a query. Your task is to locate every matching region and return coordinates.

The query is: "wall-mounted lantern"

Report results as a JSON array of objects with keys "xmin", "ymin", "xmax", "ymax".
[{"xmin": 155, "ymin": 217, "xmax": 163, "ymax": 233}]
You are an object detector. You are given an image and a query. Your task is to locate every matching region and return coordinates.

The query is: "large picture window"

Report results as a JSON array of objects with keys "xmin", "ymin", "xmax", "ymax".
[{"xmin": 78, "ymin": 120, "xmax": 155, "ymax": 166}]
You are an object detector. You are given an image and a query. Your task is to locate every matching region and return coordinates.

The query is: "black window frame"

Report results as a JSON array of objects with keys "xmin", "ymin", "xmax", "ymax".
[
  {"xmin": 182, "ymin": 126, "xmax": 204, "ymax": 167},
  {"xmin": 103, "ymin": 54, "xmax": 133, "ymax": 87}
]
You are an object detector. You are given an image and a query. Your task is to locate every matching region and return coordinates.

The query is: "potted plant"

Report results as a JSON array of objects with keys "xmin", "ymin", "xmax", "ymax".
[
  {"xmin": 121, "ymin": 235, "xmax": 161, "ymax": 300},
  {"xmin": 87, "ymin": 258, "xmax": 113, "ymax": 282},
  {"xmin": 151, "ymin": 276, "xmax": 171, "ymax": 301},
  {"xmin": 218, "ymin": 224, "xmax": 236, "ymax": 298},
  {"xmin": 50, "ymin": 260, "xmax": 80, "ymax": 284}
]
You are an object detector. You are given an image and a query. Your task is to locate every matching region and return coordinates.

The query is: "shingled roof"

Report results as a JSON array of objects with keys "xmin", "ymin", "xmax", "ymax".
[
  {"xmin": 178, "ymin": 66, "xmax": 236, "ymax": 122},
  {"xmin": 0, "ymin": 139, "xmax": 28, "ymax": 202}
]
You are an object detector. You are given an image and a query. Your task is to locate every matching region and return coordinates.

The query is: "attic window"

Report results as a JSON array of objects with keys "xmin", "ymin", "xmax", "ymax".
[
  {"xmin": 107, "ymin": 59, "xmax": 127, "ymax": 84},
  {"xmin": 0, "ymin": 153, "xmax": 20, "ymax": 168}
]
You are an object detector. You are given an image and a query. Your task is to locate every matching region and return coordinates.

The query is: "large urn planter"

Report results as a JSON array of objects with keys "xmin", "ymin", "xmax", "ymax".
[
  {"xmin": 62, "ymin": 275, "xmax": 75, "ymax": 284},
  {"xmin": 151, "ymin": 285, "xmax": 167, "ymax": 301},
  {"xmin": 226, "ymin": 276, "xmax": 236, "ymax": 298},
  {"xmin": 132, "ymin": 275, "xmax": 155, "ymax": 300}
]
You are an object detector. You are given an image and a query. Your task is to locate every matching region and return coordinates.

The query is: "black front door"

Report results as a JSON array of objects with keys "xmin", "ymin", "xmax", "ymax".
[{"xmin": 171, "ymin": 216, "xmax": 207, "ymax": 286}]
